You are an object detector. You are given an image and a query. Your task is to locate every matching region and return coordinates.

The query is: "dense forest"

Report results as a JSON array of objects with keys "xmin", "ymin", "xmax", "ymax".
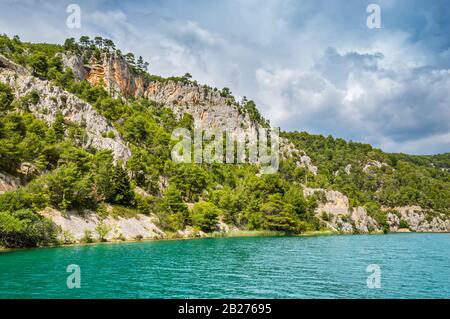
[{"xmin": 0, "ymin": 34, "xmax": 449, "ymax": 248}]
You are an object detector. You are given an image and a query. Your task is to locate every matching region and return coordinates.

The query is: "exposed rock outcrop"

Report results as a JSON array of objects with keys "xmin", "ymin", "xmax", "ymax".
[
  {"xmin": 0, "ymin": 54, "xmax": 30, "ymax": 75},
  {"xmin": 304, "ymin": 188, "xmax": 379, "ymax": 233},
  {"xmin": 39, "ymin": 207, "xmax": 165, "ymax": 242},
  {"xmin": 59, "ymin": 53, "xmax": 85, "ymax": 81},
  {"xmin": 303, "ymin": 188, "xmax": 449, "ymax": 234},
  {"xmin": 280, "ymin": 141, "xmax": 318, "ymax": 174},
  {"xmin": 145, "ymin": 81, "xmax": 259, "ymax": 138},
  {"xmin": 0, "ymin": 172, "xmax": 21, "ymax": 194},
  {"xmin": 304, "ymin": 188, "xmax": 350, "ymax": 215},
  {"xmin": 64, "ymin": 52, "xmax": 258, "ymax": 137},
  {"xmin": 176, "ymin": 226, "xmax": 207, "ymax": 239},
  {"xmin": 351, "ymin": 206, "xmax": 379, "ymax": 233},
  {"xmin": 0, "ymin": 67, "xmax": 131, "ymax": 163},
  {"xmin": 39, "ymin": 207, "xmax": 239, "ymax": 243},
  {"xmin": 384, "ymin": 206, "xmax": 450, "ymax": 232},
  {"xmin": 344, "ymin": 164, "xmax": 352, "ymax": 175},
  {"xmin": 62, "ymin": 52, "xmax": 318, "ymax": 173},
  {"xmin": 363, "ymin": 160, "xmax": 389, "ymax": 173}
]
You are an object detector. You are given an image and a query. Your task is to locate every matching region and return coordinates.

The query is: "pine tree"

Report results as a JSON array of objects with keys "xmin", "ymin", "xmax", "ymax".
[
  {"xmin": 79, "ymin": 36, "xmax": 91, "ymax": 48},
  {"xmin": 111, "ymin": 163, "xmax": 134, "ymax": 205}
]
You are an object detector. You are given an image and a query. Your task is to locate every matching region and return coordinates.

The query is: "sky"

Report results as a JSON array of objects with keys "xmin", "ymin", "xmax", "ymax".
[{"xmin": 1, "ymin": 0, "xmax": 449, "ymax": 155}]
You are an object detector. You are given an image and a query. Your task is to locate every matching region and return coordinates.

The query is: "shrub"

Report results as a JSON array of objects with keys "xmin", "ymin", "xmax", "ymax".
[
  {"xmin": 93, "ymin": 152, "xmax": 134, "ymax": 206},
  {"xmin": 0, "ymin": 82, "xmax": 14, "ymax": 111},
  {"xmin": 20, "ymin": 90, "xmax": 40, "ymax": 108},
  {"xmin": 59, "ymin": 229, "xmax": 76, "ymax": 245},
  {"xmin": 0, "ymin": 210, "xmax": 58, "ymax": 248},
  {"xmin": 45, "ymin": 163, "xmax": 96, "ymax": 210},
  {"xmin": 321, "ymin": 211, "xmax": 331, "ymax": 222},
  {"xmin": 95, "ymin": 222, "xmax": 110, "ymax": 242},
  {"xmin": 399, "ymin": 219, "xmax": 409, "ymax": 229},
  {"xmin": 80, "ymin": 229, "xmax": 94, "ymax": 243},
  {"xmin": 190, "ymin": 201, "xmax": 221, "ymax": 233},
  {"xmin": 28, "ymin": 52, "xmax": 49, "ymax": 78},
  {"xmin": 260, "ymin": 194, "xmax": 302, "ymax": 233}
]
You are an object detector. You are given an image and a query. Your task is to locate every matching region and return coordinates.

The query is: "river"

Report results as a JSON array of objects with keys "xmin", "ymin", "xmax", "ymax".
[{"xmin": 0, "ymin": 233, "xmax": 449, "ymax": 298}]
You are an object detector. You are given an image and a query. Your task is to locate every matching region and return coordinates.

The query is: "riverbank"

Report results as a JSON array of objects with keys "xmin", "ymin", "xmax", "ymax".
[
  {"xmin": 3, "ymin": 227, "xmax": 449, "ymax": 253},
  {"xmin": 4, "ymin": 228, "xmax": 428, "ymax": 252},
  {"xmin": 0, "ymin": 229, "xmax": 342, "ymax": 252}
]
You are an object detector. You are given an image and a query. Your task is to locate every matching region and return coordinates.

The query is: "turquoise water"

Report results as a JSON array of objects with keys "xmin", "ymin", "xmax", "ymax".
[{"xmin": 0, "ymin": 233, "xmax": 449, "ymax": 298}]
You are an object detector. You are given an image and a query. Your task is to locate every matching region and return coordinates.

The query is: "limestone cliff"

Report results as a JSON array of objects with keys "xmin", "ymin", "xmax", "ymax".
[
  {"xmin": 0, "ymin": 58, "xmax": 132, "ymax": 163},
  {"xmin": 384, "ymin": 206, "xmax": 450, "ymax": 233},
  {"xmin": 62, "ymin": 52, "xmax": 318, "ymax": 173},
  {"xmin": 0, "ymin": 54, "xmax": 29, "ymax": 76},
  {"xmin": 304, "ymin": 188, "xmax": 450, "ymax": 233},
  {"xmin": 40, "ymin": 207, "xmax": 164, "ymax": 242},
  {"xmin": 304, "ymin": 188, "xmax": 379, "ymax": 233}
]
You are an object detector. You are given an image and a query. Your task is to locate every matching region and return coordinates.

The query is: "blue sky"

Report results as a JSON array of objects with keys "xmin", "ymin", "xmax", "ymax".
[{"xmin": 1, "ymin": 0, "xmax": 449, "ymax": 154}]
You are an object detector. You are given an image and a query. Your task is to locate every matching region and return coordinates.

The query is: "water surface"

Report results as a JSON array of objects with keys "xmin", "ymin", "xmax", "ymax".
[{"xmin": 0, "ymin": 233, "xmax": 449, "ymax": 298}]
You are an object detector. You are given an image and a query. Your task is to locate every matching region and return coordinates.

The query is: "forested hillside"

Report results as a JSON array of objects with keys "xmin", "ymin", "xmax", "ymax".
[
  {"xmin": 0, "ymin": 34, "xmax": 448, "ymax": 248},
  {"xmin": 283, "ymin": 131, "xmax": 450, "ymax": 214}
]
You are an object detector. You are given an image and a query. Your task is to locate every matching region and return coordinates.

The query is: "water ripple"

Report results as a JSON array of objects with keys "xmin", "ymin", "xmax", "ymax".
[{"xmin": 0, "ymin": 233, "xmax": 449, "ymax": 298}]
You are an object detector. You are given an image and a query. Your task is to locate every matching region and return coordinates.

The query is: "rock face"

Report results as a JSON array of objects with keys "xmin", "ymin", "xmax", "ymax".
[
  {"xmin": 144, "ymin": 81, "xmax": 259, "ymax": 138},
  {"xmin": 304, "ymin": 188, "xmax": 350, "ymax": 215},
  {"xmin": 59, "ymin": 53, "xmax": 85, "ymax": 81},
  {"xmin": 0, "ymin": 67, "xmax": 132, "ymax": 163},
  {"xmin": 0, "ymin": 172, "xmax": 21, "ymax": 194},
  {"xmin": 351, "ymin": 207, "xmax": 379, "ymax": 234},
  {"xmin": 304, "ymin": 187, "xmax": 449, "ymax": 234},
  {"xmin": 39, "ymin": 207, "xmax": 239, "ymax": 242},
  {"xmin": 66, "ymin": 52, "xmax": 258, "ymax": 136},
  {"xmin": 0, "ymin": 54, "xmax": 29, "ymax": 76},
  {"xmin": 384, "ymin": 206, "xmax": 450, "ymax": 232},
  {"xmin": 279, "ymin": 141, "xmax": 318, "ymax": 174},
  {"xmin": 363, "ymin": 160, "xmax": 389, "ymax": 173},
  {"xmin": 304, "ymin": 188, "xmax": 379, "ymax": 233},
  {"xmin": 78, "ymin": 52, "xmax": 146, "ymax": 99},
  {"xmin": 62, "ymin": 52, "xmax": 318, "ymax": 173},
  {"xmin": 40, "ymin": 208, "xmax": 165, "ymax": 242}
]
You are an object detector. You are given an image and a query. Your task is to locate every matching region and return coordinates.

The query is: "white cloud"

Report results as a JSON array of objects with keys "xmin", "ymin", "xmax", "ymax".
[{"xmin": 255, "ymin": 49, "xmax": 450, "ymax": 154}]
